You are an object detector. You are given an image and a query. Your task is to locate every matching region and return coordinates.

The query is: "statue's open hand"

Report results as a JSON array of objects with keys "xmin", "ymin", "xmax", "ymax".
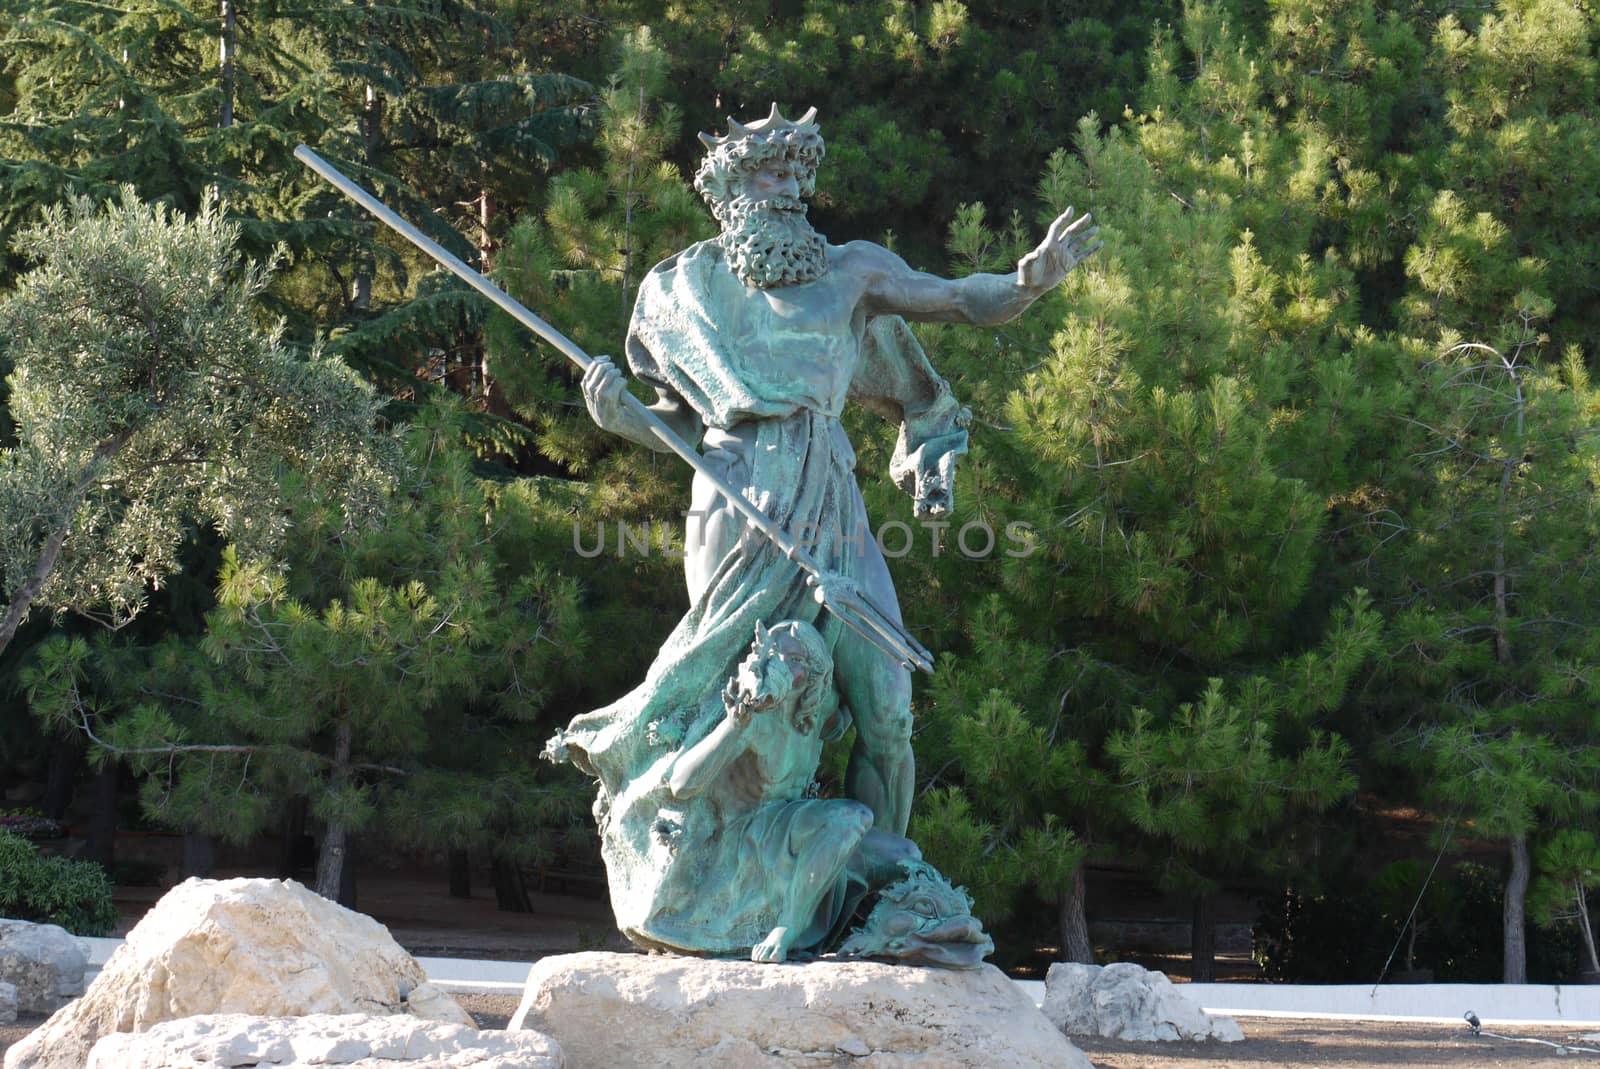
[
  {"xmin": 1017, "ymin": 207, "xmax": 1102, "ymax": 292},
  {"xmin": 581, "ymin": 355, "xmax": 629, "ymax": 432}
]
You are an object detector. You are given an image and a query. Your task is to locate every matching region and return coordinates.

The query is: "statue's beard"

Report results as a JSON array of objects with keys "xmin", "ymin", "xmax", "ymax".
[{"xmin": 719, "ymin": 194, "xmax": 829, "ymax": 289}]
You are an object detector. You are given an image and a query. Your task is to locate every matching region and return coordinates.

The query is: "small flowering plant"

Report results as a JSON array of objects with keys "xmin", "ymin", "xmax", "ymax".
[{"xmin": 0, "ymin": 809, "xmax": 64, "ymax": 841}]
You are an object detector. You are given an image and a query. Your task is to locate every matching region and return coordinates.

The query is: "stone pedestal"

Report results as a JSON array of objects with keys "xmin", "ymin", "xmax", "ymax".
[{"xmin": 509, "ymin": 951, "xmax": 1094, "ymax": 1068}]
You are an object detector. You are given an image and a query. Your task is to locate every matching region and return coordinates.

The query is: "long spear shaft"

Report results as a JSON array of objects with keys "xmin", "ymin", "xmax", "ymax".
[{"xmin": 294, "ymin": 145, "xmax": 933, "ymax": 674}]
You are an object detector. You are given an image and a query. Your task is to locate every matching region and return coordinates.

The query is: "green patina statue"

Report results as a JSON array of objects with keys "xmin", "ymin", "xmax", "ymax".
[{"xmin": 545, "ymin": 105, "xmax": 1099, "ymax": 966}]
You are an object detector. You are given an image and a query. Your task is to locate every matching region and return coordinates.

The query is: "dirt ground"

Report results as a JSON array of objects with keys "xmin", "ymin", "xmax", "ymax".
[{"xmin": 449, "ymin": 999, "xmax": 1600, "ymax": 1068}]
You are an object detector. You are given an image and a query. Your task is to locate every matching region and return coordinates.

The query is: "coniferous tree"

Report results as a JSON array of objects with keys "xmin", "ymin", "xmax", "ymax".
[
  {"xmin": 898, "ymin": 4, "xmax": 1394, "ymax": 972},
  {"xmin": 488, "ymin": 27, "xmax": 713, "ymax": 692},
  {"xmin": 24, "ymin": 408, "xmax": 590, "ymax": 904}
]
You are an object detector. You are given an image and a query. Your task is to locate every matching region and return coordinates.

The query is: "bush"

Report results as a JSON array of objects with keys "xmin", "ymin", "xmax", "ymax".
[{"xmin": 0, "ymin": 827, "xmax": 118, "ymax": 935}]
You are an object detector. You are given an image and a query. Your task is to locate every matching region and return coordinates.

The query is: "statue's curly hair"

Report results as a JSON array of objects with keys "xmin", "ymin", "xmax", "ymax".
[{"xmin": 694, "ymin": 111, "xmax": 825, "ymax": 222}]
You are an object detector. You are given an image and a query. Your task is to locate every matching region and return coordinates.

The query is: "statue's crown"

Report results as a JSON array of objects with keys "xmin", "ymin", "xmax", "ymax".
[{"xmin": 697, "ymin": 104, "xmax": 820, "ymax": 151}]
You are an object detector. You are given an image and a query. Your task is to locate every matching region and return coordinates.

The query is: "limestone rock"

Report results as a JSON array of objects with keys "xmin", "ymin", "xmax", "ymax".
[
  {"xmin": 0, "ymin": 920, "xmax": 87, "ymax": 1015},
  {"xmin": 510, "ymin": 950, "xmax": 1094, "ymax": 1068},
  {"xmin": 85, "ymin": 1013, "xmax": 564, "ymax": 1069},
  {"xmin": 1041, "ymin": 961, "xmax": 1244, "ymax": 1043},
  {"xmin": 4, "ymin": 877, "xmax": 471, "ymax": 1069},
  {"xmin": 0, "ymin": 980, "xmax": 16, "ymax": 1025}
]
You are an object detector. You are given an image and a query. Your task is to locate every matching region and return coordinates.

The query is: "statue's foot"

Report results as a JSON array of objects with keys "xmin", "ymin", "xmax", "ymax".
[{"xmin": 751, "ymin": 926, "xmax": 792, "ymax": 963}]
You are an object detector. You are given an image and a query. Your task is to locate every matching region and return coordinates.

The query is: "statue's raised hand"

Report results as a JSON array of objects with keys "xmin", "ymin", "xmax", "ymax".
[{"xmin": 1017, "ymin": 208, "xmax": 1101, "ymax": 293}]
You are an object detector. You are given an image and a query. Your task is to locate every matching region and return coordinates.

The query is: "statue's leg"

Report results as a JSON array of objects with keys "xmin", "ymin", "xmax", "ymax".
[
  {"xmin": 849, "ymin": 828, "xmax": 922, "ymax": 887},
  {"xmin": 684, "ymin": 452, "xmax": 748, "ymax": 605},
  {"xmin": 752, "ymin": 800, "xmax": 872, "ymax": 963},
  {"xmin": 834, "ymin": 534, "xmax": 915, "ymax": 837}
]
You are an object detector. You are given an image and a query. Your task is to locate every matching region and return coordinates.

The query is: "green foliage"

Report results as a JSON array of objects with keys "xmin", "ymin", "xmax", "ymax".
[
  {"xmin": 0, "ymin": 827, "xmax": 117, "ymax": 935},
  {"xmin": 0, "ymin": 189, "xmax": 398, "ymax": 652},
  {"xmin": 486, "ymin": 27, "xmax": 708, "ymax": 690},
  {"xmin": 903, "ymin": 21, "xmax": 1389, "ymax": 945},
  {"xmin": 23, "ymin": 407, "xmax": 591, "ymax": 893},
  {"xmin": 616, "ymin": 0, "xmax": 1161, "ymax": 256},
  {"xmin": 1531, "ymin": 830, "xmax": 1600, "ymax": 926},
  {"xmin": 1530, "ymin": 828, "xmax": 1600, "ymax": 971},
  {"xmin": 0, "ymin": 0, "xmax": 595, "ymax": 400}
]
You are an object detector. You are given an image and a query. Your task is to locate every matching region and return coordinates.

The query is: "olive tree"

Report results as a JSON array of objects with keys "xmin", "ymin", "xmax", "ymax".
[{"xmin": 0, "ymin": 189, "xmax": 399, "ymax": 655}]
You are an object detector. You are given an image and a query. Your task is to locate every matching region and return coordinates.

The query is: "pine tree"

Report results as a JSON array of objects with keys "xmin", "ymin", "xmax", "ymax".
[
  {"xmin": 487, "ymin": 27, "xmax": 714, "ymax": 688},
  {"xmin": 900, "ymin": 2, "xmax": 1397, "ymax": 973},
  {"xmin": 1370, "ymin": 312, "xmax": 1600, "ymax": 982},
  {"xmin": 0, "ymin": 0, "xmax": 595, "ymax": 386},
  {"xmin": 23, "ymin": 408, "xmax": 590, "ymax": 903}
]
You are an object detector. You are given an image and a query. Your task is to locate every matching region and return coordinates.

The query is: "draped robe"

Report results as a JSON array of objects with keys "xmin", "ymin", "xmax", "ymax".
[{"xmin": 545, "ymin": 238, "xmax": 968, "ymax": 954}]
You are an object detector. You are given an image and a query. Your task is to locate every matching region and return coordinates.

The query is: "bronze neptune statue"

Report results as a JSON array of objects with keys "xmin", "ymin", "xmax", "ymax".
[
  {"xmin": 546, "ymin": 106, "xmax": 1099, "ymax": 965},
  {"xmin": 293, "ymin": 108, "xmax": 1100, "ymax": 967}
]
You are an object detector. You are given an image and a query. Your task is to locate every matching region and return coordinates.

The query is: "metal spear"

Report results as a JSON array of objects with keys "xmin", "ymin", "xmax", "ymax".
[{"xmin": 294, "ymin": 145, "xmax": 934, "ymax": 674}]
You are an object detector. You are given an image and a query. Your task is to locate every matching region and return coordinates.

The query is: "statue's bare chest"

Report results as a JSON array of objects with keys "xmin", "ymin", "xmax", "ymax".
[
  {"xmin": 712, "ymin": 266, "xmax": 869, "ymax": 417},
  {"xmin": 753, "ymin": 273, "xmax": 863, "ymax": 337}
]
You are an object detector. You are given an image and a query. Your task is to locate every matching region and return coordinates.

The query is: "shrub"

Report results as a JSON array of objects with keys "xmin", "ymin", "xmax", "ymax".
[{"xmin": 0, "ymin": 827, "xmax": 118, "ymax": 935}]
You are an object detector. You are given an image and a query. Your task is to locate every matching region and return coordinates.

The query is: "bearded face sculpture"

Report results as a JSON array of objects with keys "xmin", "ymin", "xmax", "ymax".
[{"xmin": 694, "ymin": 105, "xmax": 830, "ymax": 289}]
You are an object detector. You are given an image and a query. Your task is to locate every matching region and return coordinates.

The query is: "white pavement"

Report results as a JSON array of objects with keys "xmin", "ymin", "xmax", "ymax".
[{"xmin": 79, "ymin": 938, "xmax": 1600, "ymax": 1026}]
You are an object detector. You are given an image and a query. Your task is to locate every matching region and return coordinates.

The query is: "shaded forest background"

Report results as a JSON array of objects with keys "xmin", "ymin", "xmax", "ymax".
[{"xmin": 0, "ymin": 0, "xmax": 1597, "ymax": 985}]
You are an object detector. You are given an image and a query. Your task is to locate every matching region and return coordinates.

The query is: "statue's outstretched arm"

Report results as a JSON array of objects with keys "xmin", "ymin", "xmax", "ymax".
[
  {"xmin": 667, "ymin": 706, "xmax": 751, "ymax": 800},
  {"xmin": 855, "ymin": 207, "xmax": 1100, "ymax": 326}
]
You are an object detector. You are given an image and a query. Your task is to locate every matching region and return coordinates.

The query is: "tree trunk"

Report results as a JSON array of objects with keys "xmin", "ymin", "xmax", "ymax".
[
  {"xmin": 1493, "ymin": 460, "xmax": 1514, "ymax": 664},
  {"xmin": 0, "ymin": 520, "xmax": 75, "ymax": 660},
  {"xmin": 350, "ymin": 82, "xmax": 382, "ymax": 311},
  {"xmin": 448, "ymin": 848, "xmax": 472, "ymax": 899},
  {"xmin": 491, "ymin": 853, "xmax": 533, "ymax": 913},
  {"xmin": 337, "ymin": 834, "xmax": 358, "ymax": 909},
  {"xmin": 42, "ymin": 736, "xmax": 82, "ymax": 821},
  {"xmin": 219, "ymin": 0, "xmax": 236, "ymax": 128},
  {"xmin": 277, "ymin": 797, "xmax": 311, "ymax": 877},
  {"xmin": 1504, "ymin": 833, "xmax": 1530, "ymax": 984},
  {"xmin": 313, "ymin": 721, "xmax": 353, "ymax": 901},
  {"xmin": 1191, "ymin": 892, "xmax": 1217, "ymax": 982},
  {"xmin": 83, "ymin": 765, "xmax": 118, "ymax": 871},
  {"xmin": 1575, "ymin": 878, "xmax": 1600, "ymax": 976},
  {"xmin": 315, "ymin": 816, "xmax": 348, "ymax": 901},
  {"xmin": 1058, "ymin": 863, "xmax": 1093, "ymax": 963},
  {"xmin": 182, "ymin": 831, "xmax": 216, "ymax": 878}
]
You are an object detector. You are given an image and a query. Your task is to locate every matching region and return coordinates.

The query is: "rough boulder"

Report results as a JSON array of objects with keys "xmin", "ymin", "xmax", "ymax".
[
  {"xmin": 1041, "ymin": 961, "xmax": 1244, "ymax": 1042},
  {"xmin": 4, "ymin": 877, "xmax": 471, "ymax": 1069},
  {"xmin": 510, "ymin": 950, "xmax": 1095, "ymax": 1068},
  {"xmin": 0, "ymin": 920, "xmax": 88, "ymax": 1015}
]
